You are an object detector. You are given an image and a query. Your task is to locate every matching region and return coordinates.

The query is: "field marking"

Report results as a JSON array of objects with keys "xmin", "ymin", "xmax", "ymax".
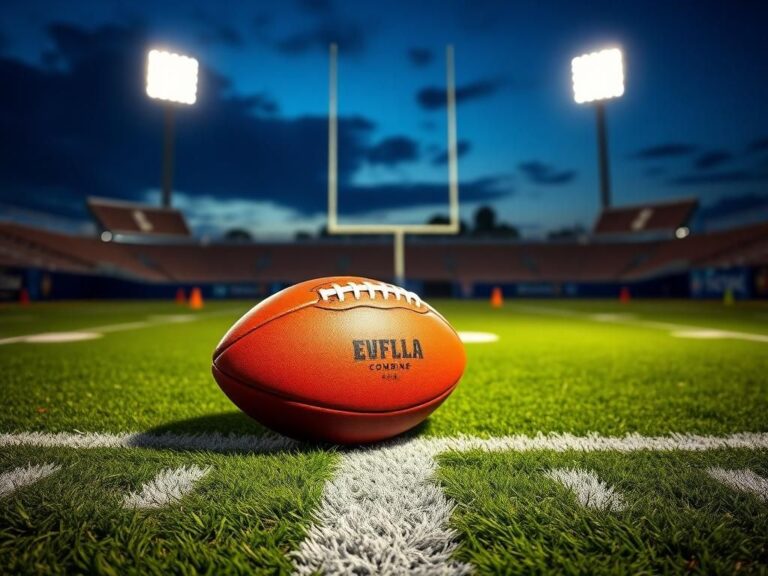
[
  {"xmin": 291, "ymin": 442, "xmax": 472, "ymax": 576},
  {"xmin": 0, "ymin": 308, "xmax": 242, "ymax": 345},
  {"xmin": 3, "ymin": 430, "xmax": 768, "ymax": 454},
  {"xmin": 671, "ymin": 329, "xmax": 768, "ymax": 343},
  {"xmin": 545, "ymin": 468, "xmax": 626, "ymax": 511},
  {"xmin": 707, "ymin": 468, "xmax": 768, "ymax": 502},
  {"xmin": 0, "ymin": 430, "xmax": 301, "ymax": 452},
  {"xmin": 2, "ymin": 431, "xmax": 767, "ymax": 573},
  {"xmin": 0, "ymin": 463, "xmax": 60, "ymax": 497},
  {"xmin": 590, "ymin": 313, "xmax": 635, "ymax": 322},
  {"xmin": 19, "ymin": 332, "xmax": 103, "ymax": 343},
  {"xmin": 123, "ymin": 465, "xmax": 210, "ymax": 509},
  {"xmin": 510, "ymin": 304, "xmax": 768, "ymax": 344},
  {"xmin": 458, "ymin": 331, "xmax": 499, "ymax": 343}
]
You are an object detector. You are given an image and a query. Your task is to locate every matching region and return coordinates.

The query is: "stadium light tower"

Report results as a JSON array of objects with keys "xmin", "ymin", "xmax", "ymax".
[
  {"xmin": 571, "ymin": 47, "xmax": 624, "ymax": 209},
  {"xmin": 145, "ymin": 49, "xmax": 199, "ymax": 208}
]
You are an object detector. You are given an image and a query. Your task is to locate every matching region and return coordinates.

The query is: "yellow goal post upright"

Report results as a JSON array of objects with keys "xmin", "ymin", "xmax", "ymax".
[{"xmin": 327, "ymin": 43, "xmax": 461, "ymax": 286}]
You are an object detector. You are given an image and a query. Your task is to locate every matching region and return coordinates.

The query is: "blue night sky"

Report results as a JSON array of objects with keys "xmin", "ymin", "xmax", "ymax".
[{"xmin": 1, "ymin": 0, "xmax": 767, "ymax": 239}]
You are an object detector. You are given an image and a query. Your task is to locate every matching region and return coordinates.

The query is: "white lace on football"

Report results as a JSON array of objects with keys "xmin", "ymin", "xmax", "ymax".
[{"xmin": 318, "ymin": 281, "xmax": 422, "ymax": 307}]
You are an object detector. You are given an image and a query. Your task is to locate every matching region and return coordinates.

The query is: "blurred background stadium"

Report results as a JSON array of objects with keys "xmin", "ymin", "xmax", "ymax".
[{"xmin": 1, "ymin": 1, "xmax": 767, "ymax": 303}]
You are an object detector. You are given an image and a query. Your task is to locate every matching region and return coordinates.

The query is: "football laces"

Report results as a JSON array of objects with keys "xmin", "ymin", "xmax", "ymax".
[{"xmin": 318, "ymin": 281, "xmax": 423, "ymax": 307}]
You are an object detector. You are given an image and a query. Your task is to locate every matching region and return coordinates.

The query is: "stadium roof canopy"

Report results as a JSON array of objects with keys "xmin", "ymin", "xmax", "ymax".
[
  {"xmin": 87, "ymin": 197, "xmax": 190, "ymax": 237},
  {"xmin": 593, "ymin": 197, "xmax": 698, "ymax": 236}
]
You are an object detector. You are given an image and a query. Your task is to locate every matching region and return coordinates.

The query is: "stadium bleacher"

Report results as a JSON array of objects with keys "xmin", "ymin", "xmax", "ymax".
[
  {"xmin": 87, "ymin": 197, "xmax": 191, "ymax": 237},
  {"xmin": 2, "ymin": 195, "xmax": 767, "ymax": 299},
  {"xmin": 2, "ymin": 220, "xmax": 767, "ymax": 289},
  {"xmin": 593, "ymin": 197, "xmax": 697, "ymax": 236}
]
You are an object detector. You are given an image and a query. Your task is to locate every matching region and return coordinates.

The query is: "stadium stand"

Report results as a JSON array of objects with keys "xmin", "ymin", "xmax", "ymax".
[
  {"xmin": 0, "ymin": 222, "xmax": 167, "ymax": 280},
  {"xmin": 2, "ymin": 220, "xmax": 768, "ymax": 295},
  {"xmin": 87, "ymin": 197, "xmax": 191, "ymax": 237},
  {"xmin": 593, "ymin": 197, "xmax": 697, "ymax": 236}
]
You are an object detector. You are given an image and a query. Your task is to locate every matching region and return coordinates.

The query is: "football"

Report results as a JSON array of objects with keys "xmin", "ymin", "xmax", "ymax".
[{"xmin": 212, "ymin": 276, "xmax": 466, "ymax": 444}]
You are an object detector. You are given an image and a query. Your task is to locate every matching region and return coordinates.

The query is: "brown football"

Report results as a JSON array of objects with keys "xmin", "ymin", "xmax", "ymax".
[{"xmin": 212, "ymin": 276, "xmax": 465, "ymax": 444}]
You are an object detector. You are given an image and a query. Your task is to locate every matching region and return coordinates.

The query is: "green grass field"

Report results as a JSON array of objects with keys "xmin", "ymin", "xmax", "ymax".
[{"xmin": 1, "ymin": 299, "xmax": 767, "ymax": 574}]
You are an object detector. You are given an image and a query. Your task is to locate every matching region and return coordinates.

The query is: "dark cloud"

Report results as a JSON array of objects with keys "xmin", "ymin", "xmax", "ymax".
[
  {"xmin": 632, "ymin": 143, "xmax": 697, "ymax": 160},
  {"xmin": 235, "ymin": 93, "xmax": 280, "ymax": 116},
  {"xmin": 338, "ymin": 176, "xmax": 512, "ymax": 214},
  {"xmin": 748, "ymin": 137, "xmax": 768, "ymax": 154},
  {"xmin": 252, "ymin": 13, "xmax": 273, "ymax": 33},
  {"xmin": 366, "ymin": 136, "xmax": 419, "ymax": 166},
  {"xmin": 670, "ymin": 171, "xmax": 768, "ymax": 186},
  {"xmin": 697, "ymin": 193, "xmax": 768, "ymax": 220},
  {"xmin": 432, "ymin": 140, "xmax": 471, "ymax": 165},
  {"xmin": 518, "ymin": 161, "xmax": 576, "ymax": 185},
  {"xmin": 694, "ymin": 150, "xmax": 732, "ymax": 171},
  {"xmin": 198, "ymin": 23, "xmax": 244, "ymax": 48},
  {"xmin": 417, "ymin": 79, "xmax": 501, "ymax": 110},
  {"xmin": 296, "ymin": 0, "xmax": 333, "ymax": 13},
  {"xmin": 408, "ymin": 47, "xmax": 434, "ymax": 67},
  {"xmin": 0, "ymin": 22, "xmax": 379, "ymax": 222},
  {"xmin": 275, "ymin": 21, "xmax": 365, "ymax": 55},
  {"xmin": 644, "ymin": 166, "xmax": 667, "ymax": 177}
]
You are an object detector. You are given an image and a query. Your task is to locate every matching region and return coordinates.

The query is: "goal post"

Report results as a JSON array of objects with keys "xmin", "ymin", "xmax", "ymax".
[{"xmin": 327, "ymin": 43, "xmax": 461, "ymax": 285}]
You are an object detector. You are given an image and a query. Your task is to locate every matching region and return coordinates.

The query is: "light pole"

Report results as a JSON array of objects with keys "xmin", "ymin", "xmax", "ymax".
[
  {"xmin": 145, "ymin": 49, "xmax": 199, "ymax": 208},
  {"xmin": 571, "ymin": 47, "xmax": 624, "ymax": 210}
]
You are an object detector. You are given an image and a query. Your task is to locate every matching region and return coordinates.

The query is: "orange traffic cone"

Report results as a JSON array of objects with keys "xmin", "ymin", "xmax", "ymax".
[
  {"xmin": 189, "ymin": 287, "xmax": 204, "ymax": 310},
  {"xmin": 19, "ymin": 288, "xmax": 30, "ymax": 305},
  {"xmin": 490, "ymin": 286, "xmax": 504, "ymax": 308},
  {"xmin": 619, "ymin": 286, "xmax": 631, "ymax": 304},
  {"xmin": 175, "ymin": 287, "xmax": 186, "ymax": 305}
]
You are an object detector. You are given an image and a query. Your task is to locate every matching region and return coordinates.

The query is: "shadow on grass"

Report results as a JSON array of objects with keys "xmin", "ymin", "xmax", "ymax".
[
  {"xmin": 137, "ymin": 411, "xmax": 434, "ymax": 454},
  {"xmin": 145, "ymin": 411, "xmax": 270, "ymax": 436}
]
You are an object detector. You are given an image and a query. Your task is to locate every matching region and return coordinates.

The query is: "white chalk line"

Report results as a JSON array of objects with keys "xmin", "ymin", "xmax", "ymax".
[
  {"xmin": 509, "ymin": 304, "xmax": 768, "ymax": 343},
  {"xmin": 3, "ymin": 430, "xmax": 768, "ymax": 454},
  {"xmin": 545, "ymin": 468, "xmax": 626, "ymax": 511},
  {"xmin": 0, "ymin": 308, "xmax": 242, "ymax": 345},
  {"xmin": 0, "ymin": 430, "xmax": 301, "ymax": 452},
  {"xmin": 457, "ymin": 331, "xmax": 499, "ymax": 343},
  {"xmin": 292, "ymin": 441, "xmax": 472, "ymax": 575},
  {"xmin": 2, "ymin": 431, "xmax": 767, "ymax": 574},
  {"xmin": 0, "ymin": 462, "xmax": 60, "ymax": 497},
  {"xmin": 707, "ymin": 468, "xmax": 768, "ymax": 502},
  {"xmin": 123, "ymin": 465, "xmax": 210, "ymax": 509}
]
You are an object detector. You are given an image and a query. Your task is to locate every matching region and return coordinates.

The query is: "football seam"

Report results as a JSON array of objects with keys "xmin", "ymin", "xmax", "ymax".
[
  {"xmin": 212, "ymin": 362, "xmax": 460, "ymax": 415},
  {"xmin": 213, "ymin": 299, "xmax": 318, "ymax": 359},
  {"xmin": 312, "ymin": 302, "xmax": 430, "ymax": 314}
]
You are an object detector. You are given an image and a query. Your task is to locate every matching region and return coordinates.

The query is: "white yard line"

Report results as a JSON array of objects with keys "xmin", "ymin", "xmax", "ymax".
[
  {"xmin": 0, "ymin": 463, "xmax": 60, "ymax": 497},
  {"xmin": 3, "ymin": 431, "xmax": 768, "ymax": 454},
  {"xmin": 0, "ymin": 430, "xmax": 300, "ymax": 452},
  {"xmin": 2, "ymin": 430, "xmax": 767, "ymax": 573},
  {"xmin": 509, "ymin": 304, "xmax": 768, "ymax": 343},
  {"xmin": 458, "ymin": 331, "xmax": 499, "ymax": 343},
  {"xmin": 545, "ymin": 468, "xmax": 626, "ymax": 511},
  {"xmin": 0, "ymin": 308, "xmax": 242, "ymax": 345},
  {"xmin": 123, "ymin": 465, "xmax": 210, "ymax": 509},
  {"xmin": 291, "ymin": 441, "xmax": 472, "ymax": 576},
  {"xmin": 707, "ymin": 468, "xmax": 768, "ymax": 502}
]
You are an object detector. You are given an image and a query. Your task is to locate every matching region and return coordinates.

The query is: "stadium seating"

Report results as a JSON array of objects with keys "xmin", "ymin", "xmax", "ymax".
[
  {"xmin": 87, "ymin": 197, "xmax": 191, "ymax": 237},
  {"xmin": 2, "ymin": 220, "xmax": 767, "ymax": 287},
  {"xmin": 593, "ymin": 198, "xmax": 697, "ymax": 236}
]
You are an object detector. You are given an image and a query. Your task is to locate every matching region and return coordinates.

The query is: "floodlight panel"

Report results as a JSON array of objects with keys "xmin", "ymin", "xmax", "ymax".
[
  {"xmin": 146, "ymin": 49, "xmax": 199, "ymax": 105},
  {"xmin": 571, "ymin": 48, "xmax": 624, "ymax": 104}
]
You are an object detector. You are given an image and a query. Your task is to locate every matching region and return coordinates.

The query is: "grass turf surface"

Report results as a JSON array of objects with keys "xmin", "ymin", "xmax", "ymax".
[{"xmin": 1, "ymin": 299, "xmax": 767, "ymax": 573}]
